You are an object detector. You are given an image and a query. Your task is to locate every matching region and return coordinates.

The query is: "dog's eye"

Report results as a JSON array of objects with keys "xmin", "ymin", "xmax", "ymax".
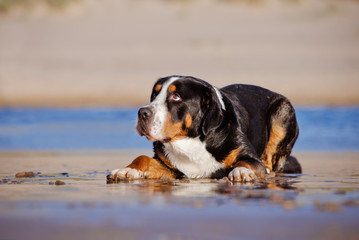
[{"xmin": 169, "ymin": 93, "xmax": 182, "ymax": 102}]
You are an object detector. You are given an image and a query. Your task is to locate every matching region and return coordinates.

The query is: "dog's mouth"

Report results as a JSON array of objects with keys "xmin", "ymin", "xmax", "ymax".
[
  {"xmin": 136, "ymin": 121, "xmax": 160, "ymax": 142},
  {"xmin": 136, "ymin": 122, "xmax": 173, "ymax": 143}
]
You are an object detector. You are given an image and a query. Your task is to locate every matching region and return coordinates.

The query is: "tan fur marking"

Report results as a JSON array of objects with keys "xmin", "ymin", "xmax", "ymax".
[
  {"xmin": 162, "ymin": 113, "xmax": 185, "ymax": 142},
  {"xmin": 127, "ymin": 155, "xmax": 178, "ymax": 179},
  {"xmin": 155, "ymin": 149, "xmax": 176, "ymax": 170},
  {"xmin": 206, "ymin": 99, "xmax": 210, "ymax": 108},
  {"xmin": 168, "ymin": 84, "xmax": 176, "ymax": 93},
  {"xmin": 223, "ymin": 148, "xmax": 241, "ymax": 168},
  {"xmin": 162, "ymin": 113, "xmax": 194, "ymax": 142},
  {"xmin": 261, "ymin": 123, "xmax": 286, "ymax": 172},
  {"xmin": 185, "ymin": 114, "xmax": 192, "ymax": 129},
  {"xmin": 155, "ymin": 84, "xmax": 162, "ymax": 92}
]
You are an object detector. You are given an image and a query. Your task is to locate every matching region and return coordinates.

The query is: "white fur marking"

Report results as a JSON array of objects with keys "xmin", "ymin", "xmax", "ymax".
[
  {"xmin": 228, "ymin": 167, "xmax": 256, "ymax": 182},
  {"xmin": 111, "ymin": 168, "xmax": 144, "ymax": 179},
  {"xmin": 164, "ymin": 137, "xmax": 224, "ymax": 178},
  {"xmin": 149, "ymin": 76, "xmax": 180, "ymax": 140},
  {"xmin": 214, "ymin": 87, "xmax": 226, "ymax": 110}
]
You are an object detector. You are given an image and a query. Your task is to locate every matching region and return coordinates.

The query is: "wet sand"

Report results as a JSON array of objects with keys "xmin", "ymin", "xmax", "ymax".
[{"xmin": 0, "ymin": 150, "xmax": 358, "ymax": 239}]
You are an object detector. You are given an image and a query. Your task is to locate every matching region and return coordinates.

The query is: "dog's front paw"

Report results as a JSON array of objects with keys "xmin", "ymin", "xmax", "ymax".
[
  {"xmin": 228, "ymin": 167, "xmax": 256, "ymax": 182},
  {"xmin": 108, "ymin": 168, "xmax": 144, "ymax": 182}
]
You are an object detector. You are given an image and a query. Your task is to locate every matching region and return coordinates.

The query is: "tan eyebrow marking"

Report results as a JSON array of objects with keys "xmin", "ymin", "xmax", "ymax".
[
  {"xmin": 168, "ymin": 84, "xmax": 176, "ymax": 93},
  {"xmin": 155, "ymin": 84, "xmax": 162, "ymax": 92}
]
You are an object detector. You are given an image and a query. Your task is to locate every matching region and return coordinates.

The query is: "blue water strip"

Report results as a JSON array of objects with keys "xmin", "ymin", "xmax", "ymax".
[{"xmin": 0, "ymin": 107, "xmax": 358, "ymax": 151}]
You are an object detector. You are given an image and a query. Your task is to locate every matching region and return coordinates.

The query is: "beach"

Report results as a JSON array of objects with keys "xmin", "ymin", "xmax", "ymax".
[
  {"xmin": 0, "ymin": 150, "xmax": 359, "ymax": 239},
  {"xmin": 0, "ymin": 0, "xmax": 359, "ymax": 239}
]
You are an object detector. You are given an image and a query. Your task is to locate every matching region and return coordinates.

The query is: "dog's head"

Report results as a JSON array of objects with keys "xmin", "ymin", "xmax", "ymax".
[{"xmin": 136, "ymin": 75, "xmax": 226, "ymax": 143}]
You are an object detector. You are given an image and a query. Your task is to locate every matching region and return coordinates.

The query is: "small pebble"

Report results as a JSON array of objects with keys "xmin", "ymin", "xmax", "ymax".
[
  {"xmin": 15, "ymin": 172, "xmax": 35, "ymax": 178},
  {"xmin": 11, "ymin": 180, "xmax": 22, "ymax": 184},
  {"xmin": 55, "ymin": 180, "xmax": 65, "ymax": 185},
  {"xmin": 60, "ymin": 172, "xmax": 69, "ymax": 177},
  {"xmin": 1, "ymin": 179, "xmax": 9, "ymax": 184}
]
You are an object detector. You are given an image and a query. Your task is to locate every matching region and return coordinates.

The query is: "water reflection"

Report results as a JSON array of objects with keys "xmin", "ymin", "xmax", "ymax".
[
  {"xmin": 2, "ymin": 168, "xmax": 359, "ymax": 212},
  {"xmin": 107, "ymin": 172, "xmax": 301, "ymax": 192},
  {"xmin": 104, "ymin": 171, "xmax": 359, "ymax": 212},
  {"xmin": 105, "ymin": 174, "xmax": 303, "ymax": 209}
]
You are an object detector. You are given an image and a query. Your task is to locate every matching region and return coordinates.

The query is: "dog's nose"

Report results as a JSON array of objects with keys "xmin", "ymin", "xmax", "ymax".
[{"xmin": 138, "ymin": 107, "xmax": 153, "ymax": 120}]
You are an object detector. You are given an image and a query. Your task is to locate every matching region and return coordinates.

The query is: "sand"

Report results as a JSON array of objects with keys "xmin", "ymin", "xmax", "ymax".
[
  {"xmin": 0, "ymin": 150, "xmax": 359, "ymax": 239},
  {"xmin": 0, "ymin": 0, "xmax": 359, "ymax": 107}
]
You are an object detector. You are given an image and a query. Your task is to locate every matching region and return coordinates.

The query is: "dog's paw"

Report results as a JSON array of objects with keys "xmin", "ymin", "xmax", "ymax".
[
  {"xmin": 109, "ymin": 168, "xmax": 144, "ymax": 180},
  {"xmin": 228, "ymin": 167, "xmax": 256, "ymax": 182}
]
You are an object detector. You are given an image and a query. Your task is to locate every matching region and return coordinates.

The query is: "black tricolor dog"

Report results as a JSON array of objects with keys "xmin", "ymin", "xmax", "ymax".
[{"xmin": 108, "ymin": 75, "xmax": 301, "ymax": 183}]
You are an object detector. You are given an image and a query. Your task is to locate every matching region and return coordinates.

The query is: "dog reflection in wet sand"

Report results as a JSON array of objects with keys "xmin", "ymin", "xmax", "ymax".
[{"xmin": 108, "ymin": 76, "xmax": 301, "ymax": 183}]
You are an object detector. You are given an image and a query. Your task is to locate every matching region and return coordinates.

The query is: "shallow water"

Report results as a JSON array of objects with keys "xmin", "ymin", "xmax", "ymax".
[{"xmin": 0, "ymin": 107, "xmax": 359, "ymax": 151}]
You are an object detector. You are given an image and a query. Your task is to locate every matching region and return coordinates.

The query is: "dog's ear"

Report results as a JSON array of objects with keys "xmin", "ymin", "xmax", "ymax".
[{"xmin": 201, "ymin": 87, "xmax": 225, "ymax": 136}]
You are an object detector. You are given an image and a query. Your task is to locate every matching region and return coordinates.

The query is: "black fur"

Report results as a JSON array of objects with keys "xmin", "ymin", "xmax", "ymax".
[{"xmin": 151, "ymin": 76, "xmax": 301, "ymax": 178}]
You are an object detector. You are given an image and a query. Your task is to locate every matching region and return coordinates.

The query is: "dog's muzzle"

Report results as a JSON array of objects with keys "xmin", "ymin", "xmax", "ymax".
[{"xmin": 136, "ymin": 107, "xmax": 156, "ymax": 140}]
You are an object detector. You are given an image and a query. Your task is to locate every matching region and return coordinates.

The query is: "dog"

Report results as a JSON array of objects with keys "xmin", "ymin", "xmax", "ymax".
[{"xmin": 108, "ymin": 75, "xmax": 301, "ymax": 183}]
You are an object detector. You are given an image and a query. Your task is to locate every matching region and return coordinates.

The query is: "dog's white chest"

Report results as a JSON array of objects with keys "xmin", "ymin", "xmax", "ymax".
[{"xmin": 164, "ymin": 137, "xmax": 223, "ymax": 178}]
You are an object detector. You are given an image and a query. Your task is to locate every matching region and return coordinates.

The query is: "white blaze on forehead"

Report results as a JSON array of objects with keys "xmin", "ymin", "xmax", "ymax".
[
  {"xmin": 149, "ymin": 76, "xmax": 180, "ymax": 140},
  {"xmin": 214, "ymin": 87, "xmax": 226, "ymax": 110}
]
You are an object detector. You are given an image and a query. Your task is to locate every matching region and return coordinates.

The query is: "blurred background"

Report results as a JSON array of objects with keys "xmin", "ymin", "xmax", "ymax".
[
  {"xmin": 0, "ymin": 0, "xmax": 358, "ymax": 151},
  {"xmin": 0, "ymin": 0, "xmax": 358, "ymax": 107}
]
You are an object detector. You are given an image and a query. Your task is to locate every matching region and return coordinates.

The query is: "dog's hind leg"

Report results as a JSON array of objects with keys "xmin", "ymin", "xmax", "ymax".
[{"xmin": 261, "ymin": 98, "xmax": 300, "ymax": 173}]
